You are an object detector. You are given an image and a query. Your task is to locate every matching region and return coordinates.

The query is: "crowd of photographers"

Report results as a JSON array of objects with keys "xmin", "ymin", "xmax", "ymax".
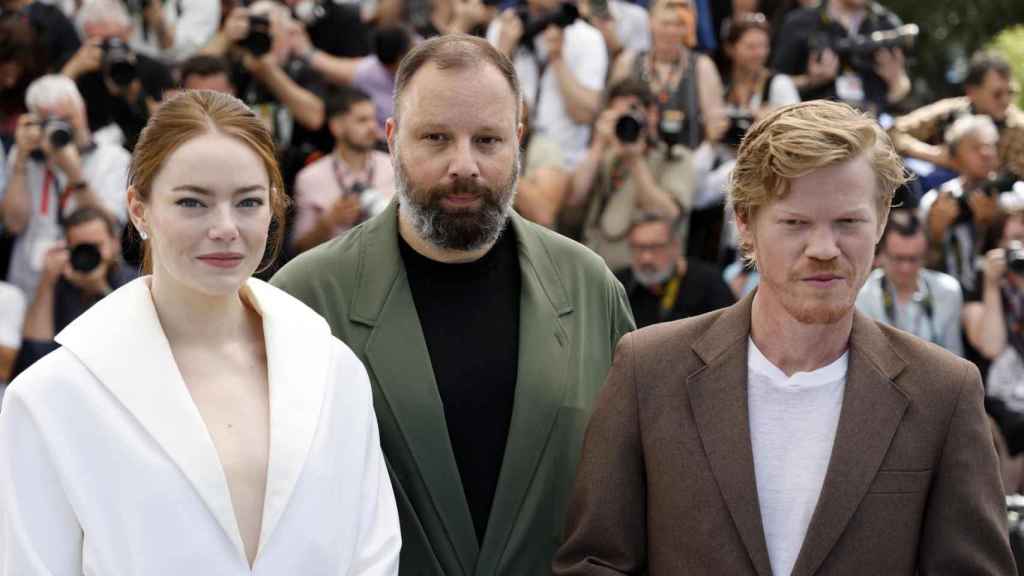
[{"xmin": 0, "ymin": 0, "xmax": 1024, "ymax": 483}]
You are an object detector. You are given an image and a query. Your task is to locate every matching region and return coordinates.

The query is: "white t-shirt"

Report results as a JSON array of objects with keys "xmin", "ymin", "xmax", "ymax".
[
  {"xmin": 5, "ymin": 144, "xmax": 131, "ymax": 298},
  {"xmin": 487, "ymin": 18, "xmax": 608, "ymax": 168},
  {"xmin": 129, "ymin": 0, "xmax": 221, "ymax": 64},
  {"xmin": 748, "ymin": 339, "xmax": 848, "ymax": 576}
]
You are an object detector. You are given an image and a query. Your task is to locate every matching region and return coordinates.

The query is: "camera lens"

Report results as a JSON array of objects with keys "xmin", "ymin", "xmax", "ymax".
[
  {"xmin": 69, "ymin": 243, "xmax": 102, "ymax": 273},
  {"xmin": 102, "ymin": 38, "xmax": 137, "ymax": 87},
  {"xmin": 45, "ymin": 119, "xmax": 73, "ymax": 149},
  {"xmin": 243, "ymin": 15, "xmax": 273, "ymax": 57},
  {"xmin": 615, "ymin": 114, "xmax": 644, "ymax": 144}
]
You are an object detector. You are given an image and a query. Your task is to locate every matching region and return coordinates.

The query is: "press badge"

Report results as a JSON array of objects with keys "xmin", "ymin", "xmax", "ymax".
[{"xmin": 835, "ymin": 72, "xmax": 865, "ymax": 104}]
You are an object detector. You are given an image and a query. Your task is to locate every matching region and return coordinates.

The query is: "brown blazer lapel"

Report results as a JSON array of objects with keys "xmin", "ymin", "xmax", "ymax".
[
  {"xmin": 790, "ymin": 312, "xmax": 909, "ymax": 576},
  {"xmin": 689, "ymin": 293, "xmax": 773, "ymax": 576}
]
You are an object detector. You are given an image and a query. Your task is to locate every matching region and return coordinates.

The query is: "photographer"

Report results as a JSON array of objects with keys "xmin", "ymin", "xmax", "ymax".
[
  {"xmin": 856, "ymin": 211, "xmax": 964, "ymax": 356},
  {"xmin": 890, "ymin": 52, "xmax": 1024, "ymax": 183},
  {"xmin": 1, "ymin": 74, "xmax": 130, "ymax": 299},
  {"xmin": 202, "ymin": 1, "xmax": 327, "ymax": 155},
  {"xmin": 488, "ymin": 0, "xmax": 608, "ymax": 168},
  {"xmin": 918, "ymin": 115, "xmax": 1000, "ymax": 298},
  {"xmin": 10, "ymin": 205, "xmax": 135, "ymax": 379},
  {"xmin": 772, "ymin": 0, "xmax": 912, "ymax": 116},
  {"xmin": 178, "ymin": 54, "xmax": 236, "ymax": 94},
  {"xmin": 576, "ymin": 0, "xmax": 650, "ymax": 60},
  {"xmin": 0, "ymin": 0, "xmax": 80, "ymax": 72},
  {"xmin": 62, "ymin": 0, "xmax": 174, "ymax": 151},
  {"xmin": 607, "ymin": 0, "xmax": 727, "ymax": 149},
  {"xmin": 566, "ymin": 79, "xmax": 693, "ymax": 270},
  {"xmin": 964, "ymin": 206, "xmax": 1024, "ymax": 402},
  {"xmin": 290, "ymin": 86, "xmax": 394, "ymax": 254}
]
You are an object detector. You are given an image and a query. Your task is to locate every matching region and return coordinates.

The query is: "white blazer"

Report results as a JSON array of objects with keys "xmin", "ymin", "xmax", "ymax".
[{"xmin": 0, "ymin": 277, "xmax": 401, "ymax": 575}]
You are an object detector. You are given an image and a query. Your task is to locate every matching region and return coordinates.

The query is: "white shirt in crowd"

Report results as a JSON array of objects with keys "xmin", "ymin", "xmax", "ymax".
[
  {"xmin": 856, "ymin": 268, "xmax": 964, "ymax": 357},
  {"xmin": 4, "ymin": 144, "xmax": 130, "ymax": 299},
  {"xmin": 748, "ymin": 338, "xmax": 847, "ymax": 576},
  {"xmin": 487, "ymin": 17, "xmax": 608, "ymax": 169},
  {"xmin": 608, "ymin": 0, "xmax": 651, "ymax": 54},
  {"xmin": 129, "ymin": 0, "xmax": 221, "ymax": 64},
  {"xmin": 0, "ymin": 281, "xmax": 27, "ymax": 391}
]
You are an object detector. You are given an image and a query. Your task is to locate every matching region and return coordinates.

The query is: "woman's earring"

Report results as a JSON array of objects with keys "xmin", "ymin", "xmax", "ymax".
[{"xmin": 139, "ymin": 229, "xmax": 149, "ymax": 241}]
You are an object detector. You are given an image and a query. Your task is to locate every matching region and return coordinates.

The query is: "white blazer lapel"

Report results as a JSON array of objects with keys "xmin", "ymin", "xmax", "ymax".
[
  {"xmin": 243, "ymin": 279, "xmax": 330, "ymax": 554},
  {"xmin": 55, "ymin": 278, "xmax": 248, "ymax": 563}
]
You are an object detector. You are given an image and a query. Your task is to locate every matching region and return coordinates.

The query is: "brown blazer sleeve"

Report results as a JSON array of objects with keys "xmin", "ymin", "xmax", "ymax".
[
  {"xmin": 916, "ymin": 362, "xmax": 1018, "ymax": 575},
  {"xmin": 553, "ymin": 333, "xmax": 647, "ymax": 576}
]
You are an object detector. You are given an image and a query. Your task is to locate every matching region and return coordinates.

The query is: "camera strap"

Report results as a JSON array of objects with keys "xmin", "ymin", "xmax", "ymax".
[{"xmin": 880, "ymin": 273, "xmax": 939, "ymax": 344}]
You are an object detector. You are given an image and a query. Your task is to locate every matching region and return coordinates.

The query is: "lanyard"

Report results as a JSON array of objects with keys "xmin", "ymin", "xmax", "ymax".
[
  {"xmin": 37, "ymin": 169, "xmax": 71, "ymax": 220},
  {"xmin": 332, "ymin": 155, "xmax": 374, "ymax": 197}
]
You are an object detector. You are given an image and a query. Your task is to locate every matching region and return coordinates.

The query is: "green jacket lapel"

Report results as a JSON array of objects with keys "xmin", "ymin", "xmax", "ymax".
[
  {"xmin": 351, "ymin": 202, "xmax": 479, "ymax": 575},
  {"xmin": 475, "ymin": 214, "xmax": 574, "ymax": 575}
]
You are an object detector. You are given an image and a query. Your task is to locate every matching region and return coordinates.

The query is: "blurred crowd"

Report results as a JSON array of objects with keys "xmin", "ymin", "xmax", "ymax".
[{"xmin": 0, "ymin": 0, "xmax": 1023, "ymax": 479}]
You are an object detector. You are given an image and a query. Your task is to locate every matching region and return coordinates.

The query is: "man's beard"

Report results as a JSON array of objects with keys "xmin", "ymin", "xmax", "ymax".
[
  {"xmin": 394, "ymin": 144, "xmax": 520, "ymax": 252},
  {"xmin": 632, "ymin": 262, "xmax": 675, "ymax": 287}
]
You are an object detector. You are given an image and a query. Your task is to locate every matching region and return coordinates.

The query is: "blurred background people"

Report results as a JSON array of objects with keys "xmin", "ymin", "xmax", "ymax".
[
  {"xmin": 856, "ymin": 210, "xmax": 964, "ymax": 356},
  {"xmin": 2, "ymin": 74, "xmax": 129, "ymax": 299},
  {"xmin": 489, "ymin": 0, "xmax": 609, "ymax": 168},
  {"xmin": 616, "ymin": 212, "xmax": 734, "ymax": 328},
  {"xmin": 11, "ymin": 205, "xmax": 134, "ymax": 378},
  {"xmin": 577, "ymin": 0, "xmax": 651, "ymax": 61},
  {"xmin": 608, "ymin": 0, "xmax": 727, "ymax": 150},
  {"xmin": 565, "ymin": 79, "xmax": 693, "ymax": 270},
  {"xmin": 124, "ymin": 0, "xmax": 220, "ymax": 64},
  {"xmin": 0, "ymin": 278, "xmax": 24, "ymax": 388},
  {"xmin": 772, "ymin": 0, "xmax": 912, "ymax": 116},
  {"xmin": 890, "ymin": 51, "xmax": 1024, "ymax": 189},
  {"xmin": 290, "ymin": 85, "xmax": 393, "ymax": 254},
  {"xmin": 62, "ymin": 0, "xmax": 174, "ymax": 150},
  {"xmin": 177, "ymin": 54, "xmax": 236, "ymax": 94},
  {"xmin": 918, "ymin": 114, "xmax": 1001, "ymax": 298}
]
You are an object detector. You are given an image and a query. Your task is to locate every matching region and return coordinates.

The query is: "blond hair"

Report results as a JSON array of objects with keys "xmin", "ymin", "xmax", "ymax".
[{"xmin": 729, "ymin": 100, "xmax": 908, "ymax": 261}]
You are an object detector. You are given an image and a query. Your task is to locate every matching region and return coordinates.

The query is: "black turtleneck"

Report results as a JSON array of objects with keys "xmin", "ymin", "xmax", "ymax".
[{"xmin": 398, "ymin": 227, "xmax": 521, "ymax": 542}]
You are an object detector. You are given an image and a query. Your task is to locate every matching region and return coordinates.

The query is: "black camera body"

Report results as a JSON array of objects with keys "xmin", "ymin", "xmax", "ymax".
[
  {"xmin": 722, "ymin": 109, "xmax": 755, "ymax": 149},
  {"xmin": 1007, "ymin": 241, "xmax": 1024, "ymax": 277},
  {"xmin": 615, "ymin": 111, "xmax": 646, "ymax": 144},
  {"xmin": 240, "ymin": 14, "xmax": 272, "ymax": 57},
  {"xmin": 809, "ymin": 23, "xmax": 918, "ymax": 69},
  {"xmin": 516, "ymin": 3, "xmax": 579, "ymax": 51},
  {"xmin": 100, "ymin": 37, "xmax": 138, "ymax": 87},
  {"xmin": 69, "ymin": 243, "xmax": 102, "ymax": 273}
]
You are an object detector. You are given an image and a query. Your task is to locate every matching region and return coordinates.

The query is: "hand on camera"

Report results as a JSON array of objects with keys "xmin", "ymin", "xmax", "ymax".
[
  {"xmin": 224, "ymin": 7, "xmax": 251, "ymax": 44},
  {"xmin": 929, "ymin": 192, "xmax": 961, "ymax": 232},
  {"xmin": 968, "ymin": 189, "xmax": 999, "ymax": 229},
  {"xmin": 63, "ymin": 39, "xmax": 104, "ymax": 80},
  {"xmin": 873, "ymin": 47, "xmax": 906, "ymax": 86},
  {"xmin": 40, "ymin": 241, "xmax": 69, "ymax": 287},
  {"xmin": 13, "ymin": 114, "xmax": 43, "ymax": 162},
  {"xmin": 983, "ymin": 248, "xmax": 1008, "ymax": 287},
  {"xmin": 64, "ymin": 252, "xmax": 112, "ymax": 296}
]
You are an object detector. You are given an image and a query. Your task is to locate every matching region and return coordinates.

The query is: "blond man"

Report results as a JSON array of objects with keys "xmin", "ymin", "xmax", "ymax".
[{"xmin": 553, "ymin": 100, "xmax": 1016, "ymax": 575}]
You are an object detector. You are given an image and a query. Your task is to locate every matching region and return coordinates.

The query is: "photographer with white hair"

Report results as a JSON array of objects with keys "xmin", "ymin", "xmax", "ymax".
[
  {"xmin": 61, "ymin": 0, "xmax": 174, "ymax": 150},
  {"xmin": 918, "ymin": 114, "xmax": 1002, "ymax": 298},
  {"xmin": 0, "ymin": 74, "xmax": 130, "ymax": 299}
]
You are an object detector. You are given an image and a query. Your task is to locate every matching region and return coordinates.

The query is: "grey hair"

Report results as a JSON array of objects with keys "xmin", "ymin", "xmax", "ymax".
[{"xmin": 944, "ymin": 114, "xmax": 999, "ymax": 155}]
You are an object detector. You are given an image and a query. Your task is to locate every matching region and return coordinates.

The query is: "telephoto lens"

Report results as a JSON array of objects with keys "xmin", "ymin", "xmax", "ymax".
[
  {"xmin": 44, "ymin": 119, "xmax": 73, "ymax": 149},
  {"xmin": 242, "ymin": 14, "xmax": 273, "ymax": 56},
  {"xmin": 101, "ymin": 38, "xmax": 138, "ymax": 87}
]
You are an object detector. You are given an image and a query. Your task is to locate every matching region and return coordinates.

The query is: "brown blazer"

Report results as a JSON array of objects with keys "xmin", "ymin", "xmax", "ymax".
[{"xmin": 554, "ymin": 293, "xmax": 1017, "ymax": 576}]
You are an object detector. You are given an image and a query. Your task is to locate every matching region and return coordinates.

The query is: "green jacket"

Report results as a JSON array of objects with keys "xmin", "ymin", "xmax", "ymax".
[{"xmin": 271, "ymin": 202, "xmax": 634, "ymax": 576}]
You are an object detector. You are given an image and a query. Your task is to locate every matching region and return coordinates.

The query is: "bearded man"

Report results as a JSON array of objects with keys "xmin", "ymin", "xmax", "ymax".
[
  {"xmin": 272, "ymin": 34, "xmax": 634, "ymax": 576},
  {"xmin": 554, "ymin": 100, "xmax": 1016, "ymax": 575}
]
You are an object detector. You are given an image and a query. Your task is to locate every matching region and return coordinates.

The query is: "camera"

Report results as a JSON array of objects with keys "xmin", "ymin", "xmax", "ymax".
[
  {"xmin": 1007, "ymin": 241, "xmax": 1024, "ymax": 277},
  {"xmin": 809, "ymin": 23, "xmax": 918, "ymax": 68},
  {"xmin": 722, "ymin": 109, "xmax": 755, "ymax": 148},
  {"xmin": 515, "ymin": 2, "xmax": 579, "ymax": 51},
  {"xmin": 69, "ymin": 243, "xmax": 102, "ymax": 273},
  {"xmin": 240, "ymin": 14, "xmax": 272, "ymax": 57},
  {"xmin": 43, "ymin": 118, "xmax": 73, "ymax": 149},
  {"xmin": 615, "ymin": 111, "xmax": 646, "ymax": 144},
  {"xmin": 100, "ymin": 37, "xmax": 137, "ymax": 87}
]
